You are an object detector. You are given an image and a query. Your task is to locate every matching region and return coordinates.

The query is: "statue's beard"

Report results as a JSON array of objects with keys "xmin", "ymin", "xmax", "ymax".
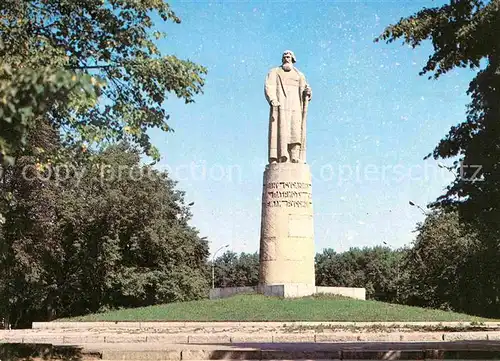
[{"xmin": 282, "ymin": 62, "xmax": 293, "ymax": 71}]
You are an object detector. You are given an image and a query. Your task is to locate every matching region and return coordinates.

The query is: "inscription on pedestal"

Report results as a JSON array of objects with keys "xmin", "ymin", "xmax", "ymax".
[{"xmin": 264, "ymin": 181, "xmax": 312, "ymax": 208}]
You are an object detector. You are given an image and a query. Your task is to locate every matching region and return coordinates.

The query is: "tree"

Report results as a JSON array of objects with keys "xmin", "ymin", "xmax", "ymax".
[
  {"xmin": 315, "ymin": 247, "xmax": 404, "ymax": 302},
  {"xmin": 0, "ymin": 1, "xmax": 208, "ymax": 318},
  {"xmin": 0, "ymin": 122, "xmax": 64, "ymax": 327},
  {"xmin": 377, "ymin": 0, "xmax": 500, "ymax": 313},
  {"xmin": 398, "ymin": 209, "xmax": 487, "ymax": 315},
  {"xmin": 0, "ymin": 0, "xmax": 206, "ymax": 163},
  {"xmin": 213, "ymin": 251, "xmax": 259, "ymax": 288},
  {"xmin": 0, "ymin": 64, "xmax": 98, "ymax": 166},
  {"xmin": 0, "ymin": 143, "xmax": 210, "ymax": 327}
]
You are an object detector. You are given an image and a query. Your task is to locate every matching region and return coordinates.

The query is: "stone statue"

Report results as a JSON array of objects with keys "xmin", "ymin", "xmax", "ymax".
[{"xmin": 264, "ymin": 50, "xmax": 312, "ymax": 164}]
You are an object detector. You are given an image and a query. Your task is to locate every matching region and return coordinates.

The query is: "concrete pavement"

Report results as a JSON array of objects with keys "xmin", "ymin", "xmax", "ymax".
[
  {"xmin": 3, "ymin": 321, "xmax": 500, "ymax": 359},
  {"xmin": 3, "ymin": 340, "xmax": 500, "ymax": 360}
]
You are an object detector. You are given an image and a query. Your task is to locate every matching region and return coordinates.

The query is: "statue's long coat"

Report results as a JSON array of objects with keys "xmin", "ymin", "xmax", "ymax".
[{"xmin": 264, "ymin": 66, "xmax": 307, "ymax": 162}]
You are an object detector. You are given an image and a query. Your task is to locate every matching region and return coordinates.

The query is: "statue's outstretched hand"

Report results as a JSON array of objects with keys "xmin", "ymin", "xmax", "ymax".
[
  {"xmin": 304, "ymin": 86, "xmax": 312, "ymax": 100},
  {"xmin": 270, "ymin": 99, "xmax": 280, "ymax": 107}
]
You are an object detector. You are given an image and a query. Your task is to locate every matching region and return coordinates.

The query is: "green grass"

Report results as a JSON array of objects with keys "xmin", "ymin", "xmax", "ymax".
[{"xmin": 60, "ymin": 294, "xmax": 493, "ymax": 322}]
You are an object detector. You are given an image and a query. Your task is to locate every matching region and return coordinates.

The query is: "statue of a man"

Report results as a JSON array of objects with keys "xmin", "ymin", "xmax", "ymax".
[{"xmin": 265, "ymin": 50, "xmax": 312, "ymax": 164}]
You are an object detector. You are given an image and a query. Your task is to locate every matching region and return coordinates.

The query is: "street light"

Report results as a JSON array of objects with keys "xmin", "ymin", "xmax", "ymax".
[
  {"xmin": 409, "ymin": 200, "xmax": 428, "ymax": 216},
  {"xmin": 212, "ymin": 244, "xmax": 229, "ymax": 289},
  {"xmin": 407, "ymin": 203, "xmax": 428, "ymax": 273}
]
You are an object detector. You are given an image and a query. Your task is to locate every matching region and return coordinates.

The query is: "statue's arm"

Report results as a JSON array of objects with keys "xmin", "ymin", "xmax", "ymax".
[
  {"xmin": 300, "ymin": 73, "xmax": 312, "ymax": 101},
  {"xmin": 264, "ymin": 69, "xmax": 278, "ymax": 105},
  {"xmin": 305, "ymin": 82, "xmax": 312, "ymax": 101}
]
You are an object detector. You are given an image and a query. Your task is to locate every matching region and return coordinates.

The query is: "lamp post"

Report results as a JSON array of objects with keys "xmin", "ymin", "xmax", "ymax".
[
  {"xmin": 409, "ymin": 200, "xmax": 428, "ymax": 216},
  {"xmin": 212, "ymin": 244, "xmax": 229, "ymax": 289},
  {"xmin": 408, "ymin": 202, "xmax": 428, "ymax": 272}
]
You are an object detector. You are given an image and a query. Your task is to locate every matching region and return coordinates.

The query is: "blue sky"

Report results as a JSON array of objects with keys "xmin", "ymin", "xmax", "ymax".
[{"xmin": 148, "ymin": 0, "xmax": 476, "ymax": 256}]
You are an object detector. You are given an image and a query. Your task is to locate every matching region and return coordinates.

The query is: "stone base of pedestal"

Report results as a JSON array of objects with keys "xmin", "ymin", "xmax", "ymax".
[
  {"xmin": 258, "ymin": 283, "xmax": 315, "ymax": 298},
  {"xmin": 209, "ymin": 285, "xmax": 366, "ymax": 300},
  {"xmin": 259, "ymin": 163, "xmax": 315, "ymax": 286}
]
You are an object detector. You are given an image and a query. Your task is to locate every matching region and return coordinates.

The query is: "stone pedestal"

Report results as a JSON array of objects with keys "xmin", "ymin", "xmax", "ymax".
[
  {"xmin": 259, "ymin": 163, "xmax": 315, "ymax": 293},
  {"xmin": 209, "ymin": 161, "xmax": 366, "ymax": 301}
]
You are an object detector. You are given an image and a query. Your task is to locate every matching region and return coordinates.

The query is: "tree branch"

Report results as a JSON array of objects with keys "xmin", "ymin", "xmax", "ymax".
[
  {"xmin": 66, "ymin": 65, "xmax": 116, "ymax": 70},
  {"xmin": 37, "ymin": 21, "xmax": 60, "ymax": 31}
]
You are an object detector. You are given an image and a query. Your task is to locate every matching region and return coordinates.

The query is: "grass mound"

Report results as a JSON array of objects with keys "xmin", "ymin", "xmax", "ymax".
[{"xmin": 61, "ymin": 294, "xmax": 490, "ymax": 322}]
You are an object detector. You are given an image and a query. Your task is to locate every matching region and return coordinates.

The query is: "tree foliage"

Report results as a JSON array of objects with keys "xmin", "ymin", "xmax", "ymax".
[
  {"xmin": 213, "ymin": 251, "xmax": 259, "ymax": 288},
  {"xmin": 377, "ymin": 0, "xmax": 500, "ymax": 312},
  {"xmin": 0, "ymin": 141, "xmax": 209, "ymax": 327},
  {"xmin": 377, "ymin": 0, "xmax": 498, "ymax": 78},
  {"xmin": 0, "ymin": 65, "xmax": 98, "ymax": 165},
  {"xmin": 0, "ymin": 0, "xmax": 206, "ymax": 163},
  {"xmin": 398, "ymin": 209, "xmax": 484, "ymax": 313},
  {"xmin": 316, "ymin": 247, "xmax": 404, "ymax": 302}
]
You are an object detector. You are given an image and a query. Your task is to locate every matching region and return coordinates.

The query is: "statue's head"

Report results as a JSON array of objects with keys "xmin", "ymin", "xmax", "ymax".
[{"xmin": 281, "ymin": 50, "xmax": 296, "ymax": 71}]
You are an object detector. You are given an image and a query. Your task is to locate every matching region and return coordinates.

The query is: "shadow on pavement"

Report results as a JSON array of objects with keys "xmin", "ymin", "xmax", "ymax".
[
  {"xmin": 0, "ymin": 343, "xmax": 88, "ymax": 361},
  {"xmin": 186, "ymin": 340, "xmax": 500, "ymax": 359}
]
